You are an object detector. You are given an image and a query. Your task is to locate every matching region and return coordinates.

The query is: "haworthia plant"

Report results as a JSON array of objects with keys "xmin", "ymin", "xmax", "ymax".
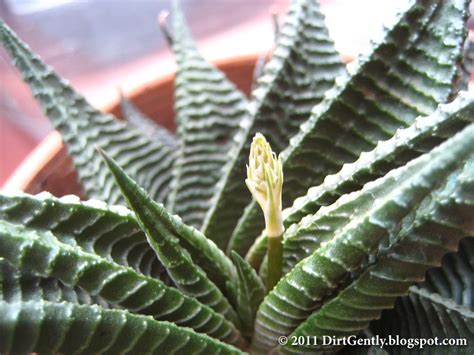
[
  {"xmin": 1, "ymin": 0, "xmax": 473, "ymax": 353},
  {"xmin": 229, "ymin": 0, "xmax": 471, "ymax": 256},
  {"xmin": 202, "ymin": 0, "xmax": 346, "ymax": 249}
]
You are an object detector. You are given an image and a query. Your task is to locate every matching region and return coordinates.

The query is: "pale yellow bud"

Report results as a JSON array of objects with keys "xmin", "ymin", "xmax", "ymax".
[{"xmin": 245, "ymin": 133, "xmax": 284, "ymax": 237}]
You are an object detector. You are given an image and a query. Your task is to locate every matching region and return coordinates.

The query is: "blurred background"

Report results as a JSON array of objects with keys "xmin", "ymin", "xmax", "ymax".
[{"xmin": 1, "ymin": 0, "xmax": 473, "ymax": 186}]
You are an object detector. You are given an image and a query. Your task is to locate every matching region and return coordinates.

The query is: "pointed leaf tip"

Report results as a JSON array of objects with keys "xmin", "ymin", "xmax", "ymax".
[
  {"xmin": 98, "ymin": 148, "xmax": 133, "ymax": 199},
  {"xmin": 158, "ymin": 10, "xmax": 173, "ymax": 46},
  {"xmin": 97, "ymin": 148, "xmax": 116, "ymax": 172},
  {"xmin": 229, "ymin": 251, "xmax": 265, "ymax": 338}
]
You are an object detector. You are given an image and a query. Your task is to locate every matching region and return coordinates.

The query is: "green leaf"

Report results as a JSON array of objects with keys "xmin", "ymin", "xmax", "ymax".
[
  {"xmin": 0, "ymin": 181, "xmax": 238, "ymax": 296},
  {"xmin": 253, "ymin": 95, "xmax": 473, "ymax": 277},
  {"xmin": 135, "ymin": 201, "xmax": 241, "ymax": 296},
  {"xmin": 100, "ymin": 150, "xmax": 241, "ymax": 327},
  {"xmin": 0, "ymin": 191, "xmax": 236, "ymax": 294},
  {"xmin": 227, "ymin": 0, "xmax": 470, "ymax": 257},
  {"xmin": 230, "ymin": 252, "xmax": 265, "ymax": 339},
  {"xmin": 280, "ymin": 92, "xmax": 474, "ymax": 272},
  {"xmin": 0, "ymin": 221, "xmax": 245, "ymax": 347},
  {"xmin": 369, "ymin": 237, "xmax": 474, "ymax": 353},
  {"xmin": 284, "ymin": 91, "xmax": 474, "ymax": 227},
  {"xmin": 0, "ymin": 190, "xmax": 238, "ymax": 296},
  {"xmin": 120, "ymin": 93, "xmax": 178, "ymax": 150},
  {"xmin": 245, "ymin": 233, "xmax": 269, "ymax": 271},
  {"xmin": 202, "ymin": 0, "xmax": 346, "ymax": 249},
  {"xmin": 0, "ymin": 260, "xmax": 110, "ymax": 308},
  {"xmin": 0, "ymin": 21, "xmax": 175, "ymax": 205},
  {"xmin": 250, "ymin": 123, "xmax": 474, "ymax": 352},
  {"xmin": 0, "ymin": 300, "xmax": 244, "ymax": 354},
  {"xmin": 0, "ymin": 192, "xmax": 240, "ymax": 298},
  {"xmin": 373, "ymin": 288, "xmax": 474, "ymax": 354},
  {"xmin": 142, "ymin": 209, "xmax": 240, "ymax": 294},
  {"xmin": 0, "ymin": 192, "xmax": 171, "ymax": 282},
  {"xmin": 421, "ymin": 237, "xmax": 473, "ymax": 309},
  {"xmin": 282, "ymin": 156, "xmax": 474, "ymax": 353},
  {"xmin": 166, "ymin": 0, "xmax": 250, "ymax": 229}
]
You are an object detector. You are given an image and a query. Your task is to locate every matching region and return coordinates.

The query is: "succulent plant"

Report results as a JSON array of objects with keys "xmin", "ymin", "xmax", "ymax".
[{"xmin": 1, "ymin": 0, "xmax": 473, "ymax": 353}]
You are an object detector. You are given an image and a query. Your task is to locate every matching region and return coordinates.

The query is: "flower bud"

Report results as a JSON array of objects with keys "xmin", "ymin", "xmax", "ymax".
[{"xmin": 245, "ymin": 133, "xmax": 284, "ymax": 237}]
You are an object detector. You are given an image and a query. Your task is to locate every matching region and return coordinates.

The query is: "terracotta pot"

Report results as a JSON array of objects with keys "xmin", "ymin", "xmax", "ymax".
[{"xmin": 3, "ymin": 54, "xmax": 259, "ymax": 197}]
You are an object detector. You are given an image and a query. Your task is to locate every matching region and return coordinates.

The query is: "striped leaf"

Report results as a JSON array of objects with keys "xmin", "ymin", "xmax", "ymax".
[
  {"xmin": 230, "ymin": 252, "xmax": 265, "ymax": 339},
  {"xmin": 368, "ymin": 237, "xmax": 474, "ymax": 354},
  {"xmin": 0, "ymin": 21, "xmax": 175, "ymax": 205},
  {"xmin": 0, "ymin": 192, "xmax": 170, "ymax": 281},
  {"xmin": 284, "ymin": 162, "xmax": 474, "ymax": 352},
  {"xmin": 253, "ymin": 93, "xmax": 473, "ymax": 274},
  {"xmin": 101, "ymin": 151, "xmax": 240, "ymax": 326},
  {"xmin": 120, "ymin": 93, "xmax": 178, "ymax": 150},
  {"xmin": 245, "ymin": 233, "xmax": 270, "ymax": 272},
  {"xmin": 0, "ymin": 301, "xmax": 244, "ymax": 354},
  {"xmin": 283, "ymin": 91, "xmax": 474, "ymax": 228},
  {"xmin": 420, "ymin": 237, "xmax": 474, "ymax": 309},
  {"xmin": 0, "ymin": 260, "xmax": 110, "ymax": 308},
  {"xmin": 279, "ymin": 92, "xmax": 474, "ymax": 272},
  {"xmin": 0, "ymin": 221, "xmax": 245, "ymax": 347},
  {"xmin": 371, "ymin": 288, "xmax": 473, "ymax": 354},
  {"xmin": 250, "ymin": 123, "xmax": 474, "ymax": 352},
  {"xmin": 203, "ymin": 0, "xmax": 346, "ymax": 249},
  {"xmin": 167, "ymin": 0, "xmax": 250, "ymax": 228},
  {"xmin": 227, "ymin": 0, "xmax": 470, "ymax": 257},
  {"xmin": 0, "ymin": 192, "xmax": 237, "ymax": 293}
]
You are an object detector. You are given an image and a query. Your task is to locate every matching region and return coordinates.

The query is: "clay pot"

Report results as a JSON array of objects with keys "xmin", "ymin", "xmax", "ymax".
[{"xmin": 4, "ymin": 54, "xmax": 258, "ymax": 198}]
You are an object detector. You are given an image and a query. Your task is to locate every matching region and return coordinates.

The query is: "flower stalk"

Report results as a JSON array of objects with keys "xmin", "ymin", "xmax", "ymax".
[{"xmin": 245, "ymin": 133, "xmax": 284, "ymax": 292}]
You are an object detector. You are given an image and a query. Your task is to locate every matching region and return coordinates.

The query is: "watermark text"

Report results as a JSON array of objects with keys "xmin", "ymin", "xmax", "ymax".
[{"xmin": 277, "ymin": 335, "xmax": 468, "ymax": 350}]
